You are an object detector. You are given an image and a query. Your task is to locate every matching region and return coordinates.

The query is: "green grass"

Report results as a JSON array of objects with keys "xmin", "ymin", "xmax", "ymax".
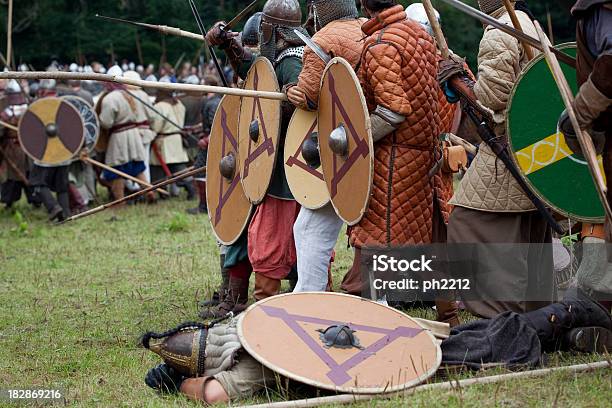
[{"xmin": 0, "ymin": 197, "xmax": 610, "ymax": 407}]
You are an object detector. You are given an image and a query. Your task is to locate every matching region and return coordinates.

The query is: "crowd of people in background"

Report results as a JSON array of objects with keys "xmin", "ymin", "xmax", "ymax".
[{"xmin": 0, "ymin": 59, "xmax": 232, "ymax": 221}]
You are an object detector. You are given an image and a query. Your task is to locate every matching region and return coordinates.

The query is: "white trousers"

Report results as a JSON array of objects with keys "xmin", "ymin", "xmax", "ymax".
[
  {"xmin": 293, "ymin": 203, "xmax": 344, "ymax": 292},
  {"xmin": 142, "ymin": 142, "xmax": 151, "ymax": 183}
]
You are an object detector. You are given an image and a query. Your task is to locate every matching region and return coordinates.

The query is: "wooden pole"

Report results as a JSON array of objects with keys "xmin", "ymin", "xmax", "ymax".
[
  {"xmin": 533, "ymin": 21, "xmax": 612, "ymax": 223},
  {"xmin": 240, "ymin": 361, "xmax": 611, "ymax": 408},
  {"xmin": 502, "ymin": 0, "xmax": 535, "ymax": 60},
  {"xmin": 6, "ymin": 0, "xmax": 14, "ymax": 69},
  {"xmin": 135, "ymin": 31, "xmax": 144, "ymax": 67},
  {"xmin": 422, "ymin": 0, "xmax": 449, "ymax": 58},
  {"xmin": 0, "ymin": 146, "xmax": 29, "ymax": 185},
  {"xmin": 60, "ymin": 166, "xmax": 206, "ymax": 224},
  {"xmin": 82, "ymin": 156, "xmax": 169, "ymax": 196},
  {"xmin": 0, "ymin": 119, "xmax": 18, "ymax": 131},
  {"xmin": 0, "ymin": 71, "xmax": 288, "ymax": 101},
  {"xmin": 546, "ymin": 7, "xmax": 555, "ymax": 45}
]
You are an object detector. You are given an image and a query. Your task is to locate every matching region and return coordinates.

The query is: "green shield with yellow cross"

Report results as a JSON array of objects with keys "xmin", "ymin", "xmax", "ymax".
[{"xmin": 507, "ymin": 43, "xmax": 605, "ymax": 223}]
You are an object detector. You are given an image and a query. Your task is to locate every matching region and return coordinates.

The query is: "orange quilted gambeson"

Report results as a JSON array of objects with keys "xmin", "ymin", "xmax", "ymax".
[
  {"xmin": 297, "ymin": 19, "xmax": 366, "ymax": 108},
  {"xmin": 434, "ymin": 88, "xmax": 460, "ymax": 224},
  {"xmin": 350, "ymin": 5, "xmax": 440, "ymax": 248}
]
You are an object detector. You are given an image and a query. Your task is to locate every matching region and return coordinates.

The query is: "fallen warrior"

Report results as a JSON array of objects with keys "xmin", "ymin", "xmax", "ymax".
[{"xmin": 142, "ymin": 290, "xmax": 611, "ymax": 404}]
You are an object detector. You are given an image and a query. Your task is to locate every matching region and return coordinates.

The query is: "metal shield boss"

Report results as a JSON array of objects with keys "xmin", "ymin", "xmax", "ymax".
[
  {"xmin": 318, "ymin": 58, "xmax": 374, "ymax": 225},
  {"xmin": 238, "ymin": 57, "xmax": 282, "ymax": 204},
  {"xmin": 284, "ymin": 108, "xmax": 330, "ymax": 209},
  {"xmin": 207, "ymin": 95, "xmax": 253, "ymax": 245},
  {"xmin": 238, "ymin": 293, "xmax": 441, "ymax": 393},
  {"xmin": 507, "ymin": 43, "xmax": 605, "ymax": 222},
  {"xmin": 61, "ymin": 95, "xmax": 100, "ymax": 154},
  {"xmin": 18, "ymin": 97, "xmax": 85, "ymax": 166}
]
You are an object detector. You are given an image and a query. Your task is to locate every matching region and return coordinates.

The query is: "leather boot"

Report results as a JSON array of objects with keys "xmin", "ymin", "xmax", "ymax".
[
  {"xmin": 200, "ymin": 254, "xmax": 230, "ymax": 307},
  {"xmin": 562, "ymin": 327, "xmax": 612, "ymax": 353},
  {"xmin": 199, "ymin": 275, "xmax": 249, "ymax": 320},
  {"xmin": 57, "ymin": 191, "xmax": 71, "ymax": 219},
  {"xmin": 186, "ymin": 181, "xmax": 207, "ymax": 214},
  {"xmin": 524, "ymin": 288, "xmax": 612, "ymax": 351},
  {"xmin": 435, "ymin": 299, "xmax": 461, "ymax": 328},
  {"xmin": 254, "ymin": 274, "xmax": 281, "ymax": 301}
]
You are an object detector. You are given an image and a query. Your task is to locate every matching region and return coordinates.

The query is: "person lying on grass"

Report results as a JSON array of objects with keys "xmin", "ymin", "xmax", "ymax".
[{"xmin": 143, "ymin": 289, "xmax": 611, "ymax": 404}]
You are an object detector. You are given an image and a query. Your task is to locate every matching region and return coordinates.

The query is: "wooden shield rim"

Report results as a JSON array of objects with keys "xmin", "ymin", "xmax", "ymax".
[
  {"xmin": 237, "ymin": 292, "xmax": 442, "ymax": 394},
  {"xmin": 61, "ymin": 95, "xmax": 100, "ymax": 154},
  {"xmin": 318, "ymin": 57, "xmax": 374, "ymax": 226},
  {"xmin": 284, "ymin": 108, "xmax": 330, "ymax": 210},
  {"xmin": 506, "ymin": 42, "xmax": 604, "ymax": 223},
  {"xmin": 238, "ymin": 57, "xmax": 282, "ymax": 205},
  {"xmin": 207, "ymin": 95, "xmax": 254, "ymax": 245},
  {"xmin": 17, "ymin": 97, "xmax": 85, "ymax": 165}
]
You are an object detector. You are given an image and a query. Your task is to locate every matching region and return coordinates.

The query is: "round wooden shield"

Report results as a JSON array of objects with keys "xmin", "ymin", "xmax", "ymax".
[
  {"xmin": 238, "ymin": 57, "xmax": 282, "ymax": 204},
  {"xmin": 18, "ymin": 97, "xmax": 85, "ymax": 166},
  {"xmin": 284, "ymin": 109, "xmax": 330, "ymax": 209},
  {"xmin": 318, "ymin": 58, "xmax": 373, "ymax": 225},
  {"xmin": 207, "ymin": 95, "xmax": 253, "ymax": 245},
  {"xmin": 238, "ymin": 293, "xmax": 441, "ymax": 394},
  {"xmin": 507, "ymin": 43, "xmax": 604, "ymax": 223},
  {"xmin": 61, "ymin": 95, "xmax": 100, "ymax": 153}
]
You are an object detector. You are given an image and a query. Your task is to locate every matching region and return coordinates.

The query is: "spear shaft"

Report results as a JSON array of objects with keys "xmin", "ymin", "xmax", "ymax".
[{"xmin": 0, "ymin": 71, "xmax": 288, "ymax": 101}]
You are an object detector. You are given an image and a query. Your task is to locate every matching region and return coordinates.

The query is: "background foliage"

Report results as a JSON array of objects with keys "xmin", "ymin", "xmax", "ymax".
[{"xmin": 0, "ymin": 0, "xmax": 577, "ymax": 70}]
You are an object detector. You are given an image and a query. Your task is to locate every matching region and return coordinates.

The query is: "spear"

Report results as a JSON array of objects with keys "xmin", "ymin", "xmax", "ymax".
[
  {"xmin": 0, "ymin": 71, "xmax": 288, "ymax": 101},
  {"xmin": 80, "ymin": 152, "xmax": 170, "ymax": 196},
  {"xmin": 95, "ymin": 15, "xmax": 204, "ymax": 42},
  {"xmin": 438, "ymin": 0, "xmax": 576, "ymax": 68},
  {"xmin": 6, "ymin": 0, "xmax": 14, "ymax": 69},
  {"xmin": 223, "ymin": 0, "xmax": 261, "ymax": 31},
  {"xmin": 533, "ymin": 22, "xmax": 612, "ymax": 223},
  {"xmin": 501, "ymin": 0, "xmax": 535, "ymax": 60},
  {"xmin": 0, "ymin": 146, "xmax": 29, "ymax": 185},
  {"xmin": 187, "ymin": 0, "xmax": 228, "ymax": 87},
  {"xmin": 60, "ymin": 166, "xmax": 206, "ymax": 224}
]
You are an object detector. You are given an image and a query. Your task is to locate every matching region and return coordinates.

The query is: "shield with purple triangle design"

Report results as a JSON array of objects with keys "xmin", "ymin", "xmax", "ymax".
[
  {"xmin": 284, "ymin": 108, "xmax": 330, "ymax": 210},
  {"xmin": 318, "ymin": 58, "xmax": 374, "ymax": 226},
  {"xmin": 238, "ymin": 57, "xmax": 282, "ymax": 204},
  {"xmin": 238, "ymin": 293, "xmax": 441, "ymax": 394},
  {"xmin": 207, "ymin": 95, "xmax": 253, "ymax": 245}
]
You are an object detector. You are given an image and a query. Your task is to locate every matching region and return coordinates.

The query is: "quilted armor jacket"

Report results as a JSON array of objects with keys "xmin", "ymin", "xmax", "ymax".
[
  {"xmin": 434, "ymin": 89, "xmax": 460, "ymax": 224},
  {"xmin": 296, "ymin": 18, "xmax": 366, "ymax": 109},
  {"xmin": 451, "ymin": 8, "xmax": 540, "ymax": 212},
  {"xmin": 350, "ymin": 5, "xmax": 440, "ymax": 247}
]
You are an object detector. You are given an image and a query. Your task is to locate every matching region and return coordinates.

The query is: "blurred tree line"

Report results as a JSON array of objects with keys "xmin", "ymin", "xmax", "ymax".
[{"xmin": 0, "ymin": 0, "xmax": 577, "ymax": 71}]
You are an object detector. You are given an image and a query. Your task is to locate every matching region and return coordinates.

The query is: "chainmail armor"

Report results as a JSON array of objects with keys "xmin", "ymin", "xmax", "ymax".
[
  {"xmin": 309, "ymin": 0, "xmax": 359, "ymax": 31},
  {"xmin": 477, "ymin": 0, "xmax": 507, "ymax": 15},
  {"xmin": 260, "ymin": 26, "xmax": 308, "ymax": 64},
  {"xmin": 276, "ymin": 46, "xmax": 305, "ymax": 64}
]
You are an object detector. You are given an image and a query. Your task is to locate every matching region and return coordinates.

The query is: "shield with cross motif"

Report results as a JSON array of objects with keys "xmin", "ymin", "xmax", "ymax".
[
  {"xmin": 238, "ymin": 57, "xmax": 282, "ymax": 204},
  {"xmin": 238, "ymin": 292, "xmax": 441, "ymax": 394},
  {"xmin": 207, "ymin": 95, "xmax": 253, "ymax": 245},
  {"xmin": 18, "ymin": 97, "xmax": 85, "ymax": 166},
  {"xmin": 318, "ymin": 58, "xmax": 374, "ymax": 225},
  {"xmin": 284, "ymin": 108, "xmax": 330, "ymax": 209}
]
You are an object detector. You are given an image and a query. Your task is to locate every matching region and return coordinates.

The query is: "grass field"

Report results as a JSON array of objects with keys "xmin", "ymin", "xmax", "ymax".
[{"xmin": 0, "ymin": 196, "xmax": 610, "ymax": 407}]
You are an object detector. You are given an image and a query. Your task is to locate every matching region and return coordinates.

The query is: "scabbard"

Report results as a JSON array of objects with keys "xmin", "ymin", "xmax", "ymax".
[
  {"xmin": 151, "ymin": 142, "xmax": 172, "ymax": 177},
  {"xmin": 463, "ymin": 106, "xmax": 564, "ymax": 234}
]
